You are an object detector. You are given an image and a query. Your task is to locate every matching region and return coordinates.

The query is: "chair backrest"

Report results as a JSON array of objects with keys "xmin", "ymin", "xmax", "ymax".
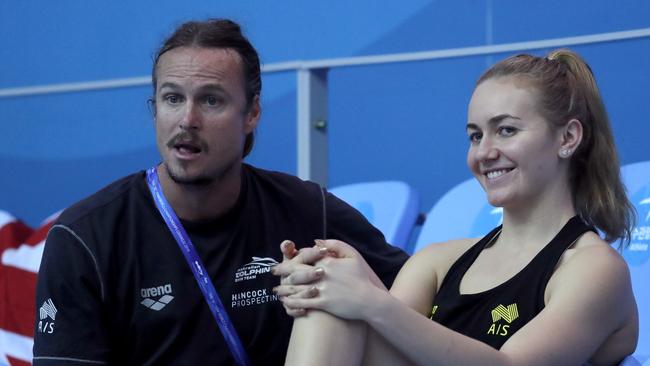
[
  {"xmin": 619, "ymin": 355, "xmax": 644, "ymax": 365},
  {"xmin": 329, "ymin": 181, "xmax": 420, "ymax": 251},
  {"xmin": 414, "ymin": 177, "xmax": 501, "ymax": 253},
  {"xmin": 618, "ymin": 160, "xmax": 650, "ymax": 360}
]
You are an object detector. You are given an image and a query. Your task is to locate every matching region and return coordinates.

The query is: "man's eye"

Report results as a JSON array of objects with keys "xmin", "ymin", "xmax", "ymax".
[
  {"xmin": 165, "ymin": 94, "xmax": 183, "ymax": 104},
  {"xmin": 205, "ymin": 96, "xmax": 221, "ymax": 106}
]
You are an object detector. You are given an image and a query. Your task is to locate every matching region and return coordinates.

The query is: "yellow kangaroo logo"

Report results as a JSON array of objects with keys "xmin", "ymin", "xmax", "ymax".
[
  {"xmin": 429, "ymin": 305, "xmax": 439, "ymax": 319},
  {"xmin": 491, "ymin": 304, "xmax": 519, "ymax": 323}
]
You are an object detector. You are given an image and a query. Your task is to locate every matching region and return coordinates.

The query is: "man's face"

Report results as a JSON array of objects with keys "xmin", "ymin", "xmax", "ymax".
[{"xmin": 154, "ymin": 46, "xmax": 260, "ymax": 185}]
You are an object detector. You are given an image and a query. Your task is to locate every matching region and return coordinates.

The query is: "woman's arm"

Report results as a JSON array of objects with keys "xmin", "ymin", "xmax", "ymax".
[
  {"xmin": 360, "ymin": 240, "xmax": 457, "ymax": 366},
  {"xmin": 277, "ymin": 240, "xmax": 369, "ymax": 366},
  {"xmin": 280, "ymin": 239, "xmax": 637, "ymax": 366}
]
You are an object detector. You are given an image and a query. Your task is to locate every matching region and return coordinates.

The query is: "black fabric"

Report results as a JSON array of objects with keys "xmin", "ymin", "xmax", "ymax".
[
  {"xmin": 430, "ymin": 216, "xmax": 594, "ymax": 350},
  {"xmin": 33, "ymin": 164, "xmax": 409, "ymax": 365}
]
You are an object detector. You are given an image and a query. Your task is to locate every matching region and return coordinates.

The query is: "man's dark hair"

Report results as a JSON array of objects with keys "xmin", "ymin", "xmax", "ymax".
[{"xmin": 152, "ymin": 18, "xmax": 261, "ymax": 157}]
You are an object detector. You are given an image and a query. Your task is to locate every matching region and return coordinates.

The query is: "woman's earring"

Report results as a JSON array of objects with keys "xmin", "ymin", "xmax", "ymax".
[{"xmin": 560, "ymin": 149, "xmax": 570, "ymax": 158}]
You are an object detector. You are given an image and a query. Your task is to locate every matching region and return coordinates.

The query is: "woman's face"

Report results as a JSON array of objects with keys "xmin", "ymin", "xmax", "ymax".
[{"xmin": 466, "ymin": 76, "xmax": 565, "ymax": 210}]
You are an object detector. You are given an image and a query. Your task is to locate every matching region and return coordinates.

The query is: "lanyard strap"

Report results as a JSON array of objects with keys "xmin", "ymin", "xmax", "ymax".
[{"xmin": 145, "ymin": 167, "xmax": 250, "ymax": 366}]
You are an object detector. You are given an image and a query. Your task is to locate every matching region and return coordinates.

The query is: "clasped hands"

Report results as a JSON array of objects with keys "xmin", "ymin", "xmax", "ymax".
[{"xmin": 271, "ymin": 239, "xmax": 386, "ymax": 320}]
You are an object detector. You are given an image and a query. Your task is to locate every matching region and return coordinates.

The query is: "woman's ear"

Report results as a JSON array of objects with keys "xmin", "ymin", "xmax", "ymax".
[{"xmin": 558, "ymin": 119, "xmax": 583, "ymax": 159}]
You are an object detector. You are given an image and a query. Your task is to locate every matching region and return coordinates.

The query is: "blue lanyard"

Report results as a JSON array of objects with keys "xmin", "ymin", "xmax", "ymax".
[{"xmin": 145, "ymin": 167, "xmax": 250, "ymax": 366}]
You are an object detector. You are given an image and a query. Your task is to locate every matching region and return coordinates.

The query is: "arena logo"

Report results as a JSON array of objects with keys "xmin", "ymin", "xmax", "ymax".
[
  {"xmin": 234, "ymin": 256, "xmax": 279, "ymax": 283},
  {"xmin": 624, "ymin": 185, "xmax": 650, "ymax": 266},
  {"xmin": 140, "ymin": 283, "xmax": 174, "ymax": 311}
]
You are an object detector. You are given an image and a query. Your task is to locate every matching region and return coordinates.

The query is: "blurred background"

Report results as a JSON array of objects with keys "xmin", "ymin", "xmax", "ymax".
[
  {"xmin": 2, "ymin": 0, "xmax": 650, "ymax": 227},
  {"xmin": 2, "ymin": 3, "xmax": 650, "ymax": 364}
]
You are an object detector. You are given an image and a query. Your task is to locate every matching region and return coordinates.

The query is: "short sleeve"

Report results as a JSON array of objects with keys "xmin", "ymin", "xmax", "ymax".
[
  {"xmin": 33, "ymin": 224, "xmax": 111, "ymax": 365},
  {"xmin": 324, "ymin": 191, "xmax": 410, "ymax": 288}
]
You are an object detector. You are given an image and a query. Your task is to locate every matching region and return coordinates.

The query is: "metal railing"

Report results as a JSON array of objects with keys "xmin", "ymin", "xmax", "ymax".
[{"xmin": 2, "ymin": 27, "xmax": 650, "ymax": 184}]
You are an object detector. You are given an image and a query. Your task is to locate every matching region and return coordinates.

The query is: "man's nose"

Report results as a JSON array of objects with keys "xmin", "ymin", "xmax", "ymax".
[{"xmin": 180, "ymin": 102, "xmax": 201, "ymax": 130}]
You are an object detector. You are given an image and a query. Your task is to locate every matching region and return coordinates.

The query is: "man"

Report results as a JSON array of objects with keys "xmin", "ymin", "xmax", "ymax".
[{"xmin": 33, "ymin": 19, "xmax": 408, "ymax": 365}]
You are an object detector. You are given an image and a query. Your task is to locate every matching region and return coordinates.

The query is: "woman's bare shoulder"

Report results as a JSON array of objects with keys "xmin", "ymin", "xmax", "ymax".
[
  {"xmin": 390, "ymin": 237, "xmax": 479, "ymax": 314},
  {"xmin": 415, "ymin": 237, "xmax": 478, "ymax": 260},
  {"xmin": 546, "ymin": 231, "xmax": 638, "ymax": 363},
  {"xmin": 560, "ymin": 231, "xmax": 628, "ymax": 270},
  {"xmin": 404, "ymin": 238, "xmax": 479, "ymax": 286}
]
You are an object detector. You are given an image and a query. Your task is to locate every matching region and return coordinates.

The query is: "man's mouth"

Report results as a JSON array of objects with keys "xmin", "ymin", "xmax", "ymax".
[
  {"xmin": 167, "ymin": 132, "xmax": 207, "ymax": 155},
  {"xmin": 174, "ymin": 142, "xmax": 202, "ymax": 154}
]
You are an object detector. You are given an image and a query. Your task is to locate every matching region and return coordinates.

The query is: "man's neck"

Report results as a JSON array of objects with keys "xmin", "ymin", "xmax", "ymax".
[{"xmin": 156, "ymin": 164, "xmax": 243, "ymax": 222}]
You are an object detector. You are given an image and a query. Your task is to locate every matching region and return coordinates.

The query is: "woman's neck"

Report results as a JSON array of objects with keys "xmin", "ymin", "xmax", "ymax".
[{"xmin": 498, "ymin": 183, "xmax": 576, "ymax": 250}]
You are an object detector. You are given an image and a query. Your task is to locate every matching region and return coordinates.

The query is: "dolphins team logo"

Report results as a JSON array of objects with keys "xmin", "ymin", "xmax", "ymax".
[{"xmin": 234, "ymin": 256, "xmax": 279, "ymax": 283}]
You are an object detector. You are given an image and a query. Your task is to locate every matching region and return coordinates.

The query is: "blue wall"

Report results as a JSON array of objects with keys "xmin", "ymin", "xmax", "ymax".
[{"xmin": 2, "ymin": 0, "xmax": 650, "ymax": 226}]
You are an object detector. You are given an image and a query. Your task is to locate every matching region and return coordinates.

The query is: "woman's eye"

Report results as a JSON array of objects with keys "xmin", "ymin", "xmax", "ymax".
[
  {"xmin": 498, "ymin": 126, "xmax": 516, "ymax": 136},
  {"xmin": 468, "ymin": 132, "xmax": 482, "ymax": 143}
]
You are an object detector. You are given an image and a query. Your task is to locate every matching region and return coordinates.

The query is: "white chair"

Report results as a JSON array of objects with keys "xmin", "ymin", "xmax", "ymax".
[
  {"xmin": 617, "ymin": 160, "xmax": 650, "ymax": 363},
  {"xmin": 329, "ymin": 181, "xmax": 420, "ymax": 251},
  {"xmin": 619, "ymin": 355, "xmax": 643, "ymax": 365},
  {"xmin": 414, "ymin": 177, "xmax": 500, "ymax": 253}
]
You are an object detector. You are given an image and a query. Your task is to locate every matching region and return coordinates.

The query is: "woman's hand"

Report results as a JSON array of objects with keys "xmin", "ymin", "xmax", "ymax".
[
  {"xmin": 272, "ymin": 240, "xmax": 330, "ymax": 316},
  {"xmin": 274, "ymin": 239, "xmax": 387, "ymax": 321}
]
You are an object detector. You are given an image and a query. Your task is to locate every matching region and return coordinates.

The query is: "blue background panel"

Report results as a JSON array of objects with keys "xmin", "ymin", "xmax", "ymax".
[{"xmin": 1, "ymin": 0, "xmax": 649, "ymax": 225}]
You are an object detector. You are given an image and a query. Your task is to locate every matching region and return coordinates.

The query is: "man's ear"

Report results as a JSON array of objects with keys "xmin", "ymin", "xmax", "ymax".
[
  {"xmin": 147, "ymin": 98, "xmax": 157, "ymax": 119},
  {"xmin": 244, "ymin": 95, "xmax": 261, "ymax": 133},
  {"xmin": 558, "ymin": 118, "xmax": 583, "ymax": 159}
]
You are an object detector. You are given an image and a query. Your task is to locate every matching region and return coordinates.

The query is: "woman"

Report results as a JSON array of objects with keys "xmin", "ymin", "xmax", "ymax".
[{"xmin": 273, "ymin": 49, "xmax": 638, "ymax": 366}]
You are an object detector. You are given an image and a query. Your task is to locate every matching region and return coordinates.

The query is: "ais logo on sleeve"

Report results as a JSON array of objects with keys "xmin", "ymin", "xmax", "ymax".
[{"xmin": 38, "ymin": 298, "xmax": 57, "ymax": 334}]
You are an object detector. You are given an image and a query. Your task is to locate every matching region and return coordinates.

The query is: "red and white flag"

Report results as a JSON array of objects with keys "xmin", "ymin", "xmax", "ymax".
[{"xmin": 1, "ymin": 211, "xmax": 59, "ymax": 366}]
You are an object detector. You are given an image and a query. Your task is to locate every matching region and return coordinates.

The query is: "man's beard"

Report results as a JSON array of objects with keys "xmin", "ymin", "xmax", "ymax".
[
  {"xmin": 162, "ymin": 130, "xmax": 216, "ymax": 186},
  {"xmin": 165, "ymin": 163, "xmax": 213, "ymax": 187}
]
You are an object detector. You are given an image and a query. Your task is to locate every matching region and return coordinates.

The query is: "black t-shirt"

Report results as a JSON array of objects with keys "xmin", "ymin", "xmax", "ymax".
[{"xmin": 33, "ymin": 164, "xmax": 408, "ymax": 365}]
